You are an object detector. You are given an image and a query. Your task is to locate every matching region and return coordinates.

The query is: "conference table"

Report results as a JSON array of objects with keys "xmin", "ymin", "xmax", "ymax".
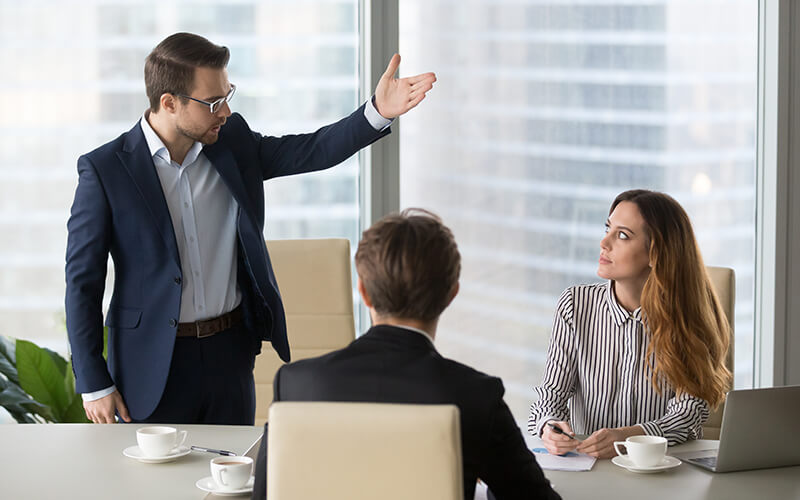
[
  {"xmin": 477, "ymin": 438, "xmax": 800, "ymax": 500},
  {"xmin": 0, "ymin": 423, "xmax": 263, "ymax": 499},
  {"xmin": 2, "ymin": 424, "xmax": 798, "ymax": 499}
]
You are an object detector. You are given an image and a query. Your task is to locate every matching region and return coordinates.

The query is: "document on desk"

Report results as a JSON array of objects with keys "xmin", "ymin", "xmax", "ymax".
[{"xmin": 531, "ymin": 447, "xmax": 597, "ymax": 471}]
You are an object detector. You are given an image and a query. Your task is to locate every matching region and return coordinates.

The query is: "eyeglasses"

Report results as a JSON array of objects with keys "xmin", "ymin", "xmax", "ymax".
[{"xmin": 177, "ymin": 84, "xmax": 236, "ymax": 114}]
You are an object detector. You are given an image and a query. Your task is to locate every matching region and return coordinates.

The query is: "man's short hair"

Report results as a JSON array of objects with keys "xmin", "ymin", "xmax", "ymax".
[
  {"xmin": 355, "ymin": 208, "xmax": 461, "ymax": 322},
  {"xmin": 144, "ymin": 32, "xmax": 230, "ymax": 112}
]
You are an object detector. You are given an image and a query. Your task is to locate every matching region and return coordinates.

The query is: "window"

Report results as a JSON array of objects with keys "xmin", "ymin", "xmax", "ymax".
[
  {"xmin": 0, "ymin": 1, "xmax": 360, "ymax": 354},
  {"xmin": 399, "ymin": 1, "xmax": 758, "ymax": 423}
]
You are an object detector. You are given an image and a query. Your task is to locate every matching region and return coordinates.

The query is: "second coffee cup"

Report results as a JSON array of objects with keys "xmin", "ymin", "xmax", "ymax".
[
  {"xmin": 210, "ymin": 456, "xmax": 253, "ymax": 491},
  {"xmin": 613, "ymin": 435, "xmax": 668, "ymax": 467}
]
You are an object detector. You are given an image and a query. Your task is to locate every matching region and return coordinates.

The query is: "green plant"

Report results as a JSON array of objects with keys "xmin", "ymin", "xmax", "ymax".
[{"xmin": 0, "ymin": 334, "xmax": 93, "ymax": 423}]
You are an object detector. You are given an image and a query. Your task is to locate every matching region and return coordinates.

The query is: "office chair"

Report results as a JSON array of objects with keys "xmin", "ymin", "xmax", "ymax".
[
  {"xmin": 267, "ymin": 402, "xmax": 464, "ymax": 500},
  {"xmin": 703, "ymin": 266, "xmax": 735, "ymax": 439},
  {"xmin": 252, "ymin": 239, "xmax": 357, "ymax": 423}
]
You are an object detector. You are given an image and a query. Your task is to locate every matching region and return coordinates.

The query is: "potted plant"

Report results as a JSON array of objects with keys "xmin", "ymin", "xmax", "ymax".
[{"xmin": 0, "ymin": 332, "xmax": 106, "ymax": 423}]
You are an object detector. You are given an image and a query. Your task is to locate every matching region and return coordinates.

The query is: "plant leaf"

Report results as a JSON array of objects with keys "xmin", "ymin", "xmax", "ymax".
[
  {"xmin": 16, "ymin": 339, "xmax": 69, "ymax": 421},
  {"xmin": 0, "ymin": 374, "xmax": 54, "ymax": 422},
  {"xmin": 62, "ymin": 360, "xmax": 89, "ymax": 423},
  {"xmin": 103, "ymin": 326, "xmax": 109, "ymax": 360},
  {"xmin": 5, "ymin": 410, "xmax": 38, "ymax": 423},
  {"xmin": 0, "ymin": 335, "xmax": 19, "ymax": 385},
  {"xmin": 44, "ymin": 347, "xmax": 67, "ymax": 378},
  {"xmin": 62, "ymin": 395, "xmax": 90, "ymax": 423},
  {"xmin": 64, "ymin": 360, "xmax": 76, "ymax": 396}
]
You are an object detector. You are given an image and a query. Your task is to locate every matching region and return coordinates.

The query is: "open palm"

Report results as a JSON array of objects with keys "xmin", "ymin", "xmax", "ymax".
[{"xmin": 374, "ymin": 54, "xmax": 436, "ymax": 119}]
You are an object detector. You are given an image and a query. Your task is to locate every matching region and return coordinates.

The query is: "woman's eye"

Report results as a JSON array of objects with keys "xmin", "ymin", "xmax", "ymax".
[
  {"xmin": 619, "ymin": 232, "xmax": 629, "ymax": 240},
  {"xmin": 604, "ymin": 225, "xmax": 610, "ymax": 233}
]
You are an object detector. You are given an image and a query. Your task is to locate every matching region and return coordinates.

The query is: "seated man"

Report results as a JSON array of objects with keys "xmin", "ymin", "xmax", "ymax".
[{"xmin": 253, "ymin": 208, "xmax": 560, "ymax": 500}]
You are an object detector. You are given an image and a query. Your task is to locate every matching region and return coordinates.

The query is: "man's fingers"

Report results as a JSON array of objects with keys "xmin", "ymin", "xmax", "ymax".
[
  {"xmin": 117, "ymin": 398, "xmax": 132, "ymax": 423},
  {"xmin": 405, "ymin": 72, "xmax": 436, "ymax": 85},
  {"xmin": 409, "ymin": 82, "xmax": 434, "ymax": 100},
  {"xmin": 406, "ymin": 93, "xmax": 426, "ymax": 110},
  {"xmin": 382, "ymin": 53, "xmax": 401, "ymax": 80}
]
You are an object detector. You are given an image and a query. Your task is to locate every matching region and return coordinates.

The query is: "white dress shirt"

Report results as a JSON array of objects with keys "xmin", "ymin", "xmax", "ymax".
[
  {"xmin": 528, "ymin": 281, "xmax": 710, "ymax": 445},
  {"xmin": 83, "ymin": 100, "xmax": 392, "ymax": 402},
  {"xmin": 141, "ymin": 111, "xmax": 242, "ymax": 323}
]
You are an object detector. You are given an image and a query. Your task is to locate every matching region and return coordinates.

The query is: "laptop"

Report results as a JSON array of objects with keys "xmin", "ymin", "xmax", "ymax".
[{"xmin": 673, "ymin": 385, "xmax": 800, "ymax": 472}]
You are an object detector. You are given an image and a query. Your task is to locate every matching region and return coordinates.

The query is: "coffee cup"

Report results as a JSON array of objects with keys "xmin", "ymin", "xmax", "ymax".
[
  {"xmin": 613, "ymin": 435, "xmax": 668, "ymax": 467},
  {"xmin": 136, "ymin": 426, "xmax": 188, "ymax": 458},
  {"xmin": 210, "ymin": 456, "xmax": 253, "ymax": 491}
]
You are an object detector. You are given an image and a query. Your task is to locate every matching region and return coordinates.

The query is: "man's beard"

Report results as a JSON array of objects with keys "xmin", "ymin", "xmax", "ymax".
[{"xmin": 177, "ymin": 123, "xmax": 219, "ymax": 145}]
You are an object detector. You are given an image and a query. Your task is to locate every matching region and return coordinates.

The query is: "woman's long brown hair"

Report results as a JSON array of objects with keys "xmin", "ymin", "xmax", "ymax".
[{"xmin": 611, "ymin": 190, "xmax": 731, "ymax": 409}]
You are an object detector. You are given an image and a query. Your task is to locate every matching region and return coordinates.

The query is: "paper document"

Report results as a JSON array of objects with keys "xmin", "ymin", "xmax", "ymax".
[{"xmin": 531, "ymin": 447, "xmax": 597, "ymax": 471}]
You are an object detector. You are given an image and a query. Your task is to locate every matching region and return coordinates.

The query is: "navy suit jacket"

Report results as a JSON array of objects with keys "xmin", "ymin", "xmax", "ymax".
[
  {"xmin": 253, "ymin": 326, "xmax": 561, "ymax": 500},
  {"xmin": 65, "ymin": 105, "xmax": 389, "ymax": 419}
]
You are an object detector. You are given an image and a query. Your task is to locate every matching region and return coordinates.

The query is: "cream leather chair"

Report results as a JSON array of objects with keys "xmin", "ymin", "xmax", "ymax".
[
  {"xmin": 703, "ymin": 266, "xmax": 735, "ymax": 439},
  {"xmin": 253, "ymin": 239, "xmax": 357, "ymax": 424},
  {"xmin": 267, "ymin": 402, "xmax": 464, "ymax": 500}
]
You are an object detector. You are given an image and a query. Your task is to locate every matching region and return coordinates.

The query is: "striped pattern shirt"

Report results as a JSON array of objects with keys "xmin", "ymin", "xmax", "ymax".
[{"xmin": 528, "ymin": 282, "xmax": 709, "ymax": 445}]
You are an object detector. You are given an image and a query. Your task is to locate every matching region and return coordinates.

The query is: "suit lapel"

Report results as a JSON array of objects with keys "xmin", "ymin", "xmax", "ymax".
[
  {"xmin": 203, "ymin": 144, "xmax": 257, "ymax": 218},
  {"xmin": 117, "ymin": 123, "xmax": 181, "ymax": 268}
]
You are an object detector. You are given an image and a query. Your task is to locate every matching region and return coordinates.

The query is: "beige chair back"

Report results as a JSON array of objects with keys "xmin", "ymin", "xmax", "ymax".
[
  {"xmin": 252, "ymin": 239, "xmax": 356, "ymax": 423},
  {"xmin": 704, "ymin": 266, "xmax": 735, "ymax": 439},
  {"xmin": 267, "ymin": 402, "xmax": 464, "ymax": 500}
]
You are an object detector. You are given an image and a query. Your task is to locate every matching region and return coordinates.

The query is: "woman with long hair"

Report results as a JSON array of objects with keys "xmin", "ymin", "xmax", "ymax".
[{"xmin": 528, "ymin": 189, "xmax": 731, "ymax": 458}]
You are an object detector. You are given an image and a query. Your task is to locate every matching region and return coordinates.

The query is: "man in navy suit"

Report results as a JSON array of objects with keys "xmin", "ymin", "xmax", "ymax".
[
  {"xmin": 65, "ymin": 32, "xmax": 436, "ymax": 425},
  {"xmin": 252, "ymin": 209, "xmax": 561, "ymax": 500}
]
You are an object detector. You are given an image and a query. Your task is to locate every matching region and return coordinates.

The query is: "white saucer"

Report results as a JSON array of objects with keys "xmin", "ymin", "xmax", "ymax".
[
  {"xmin": 195, "ymin": 476, "xmax": 255, "ymax": 496},
  {"xmin": 612, "ymin": 455, "xmax": 681, "ymax": 473},
  {"xmin": 123, "ymin": 445, "xmax": 191, "ymax": 463}
]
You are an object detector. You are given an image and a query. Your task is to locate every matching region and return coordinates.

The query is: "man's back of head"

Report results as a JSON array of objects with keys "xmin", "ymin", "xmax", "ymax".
[{"xmin": 355, "ymin": 208, "xmax": 461, "ymax": 325}]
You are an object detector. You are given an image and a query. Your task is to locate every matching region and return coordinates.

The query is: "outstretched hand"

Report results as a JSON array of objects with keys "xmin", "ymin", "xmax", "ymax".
[{"xmin": 374, "ymin": 54, "xmax": 436, "ymax": 119}]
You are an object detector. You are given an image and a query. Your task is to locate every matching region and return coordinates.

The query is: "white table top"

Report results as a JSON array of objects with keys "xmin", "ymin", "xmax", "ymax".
[
  {"xmin": 3, "ymin": 425, "xmax": 799, "ymax": 499},
  {"xmin": 0, "ymin": 423, "xmax": 263, "ymax": 499},
  {"xmin": 539, "ymin": 439, "xmax": 800, "ymax": 500}
]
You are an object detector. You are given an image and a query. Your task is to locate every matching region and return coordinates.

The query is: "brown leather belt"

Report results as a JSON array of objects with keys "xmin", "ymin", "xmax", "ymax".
[{"xmin": 176, "ymin": 306, "xmax": 243, "ymax": 338}]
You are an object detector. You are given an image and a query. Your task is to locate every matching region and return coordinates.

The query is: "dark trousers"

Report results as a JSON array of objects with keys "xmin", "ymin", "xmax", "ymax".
[{"xmin": 132, "ymin": 323, "xmax": 257, "ymax": 425}]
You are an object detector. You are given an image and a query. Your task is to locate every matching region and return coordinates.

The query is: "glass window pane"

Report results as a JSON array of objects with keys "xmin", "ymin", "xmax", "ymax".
[
  {"xmin": 399, "ymin": 1, "xmax": 758, "ymax": 424},
  {"xmin": 0, "ymin": 1, "xmax": 359, "ymax": 364}
]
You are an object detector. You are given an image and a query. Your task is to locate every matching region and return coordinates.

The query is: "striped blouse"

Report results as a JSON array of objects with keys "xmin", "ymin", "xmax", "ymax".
[{"xmin": 528, "ymin": 282, "xmax": 709, "ymax": 445}]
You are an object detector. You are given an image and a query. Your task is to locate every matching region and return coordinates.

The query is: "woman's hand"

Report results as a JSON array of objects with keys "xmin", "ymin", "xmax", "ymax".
[
  {"xmin": 577, "ymin": 425, "xmax": 644, "ymax": 459},
  {"xmin": 541, "ymin": 420, "xmax": 580, "ymax": 456}
]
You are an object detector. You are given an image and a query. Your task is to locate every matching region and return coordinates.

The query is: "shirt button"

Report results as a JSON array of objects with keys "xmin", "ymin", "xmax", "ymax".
[
  {"xmin": 174, "ymin": 277, "xmax": 182, "ymax": 285},
  {"xmin": 169, "ymin": 318, "xmax": 178, "ymax": 328},
  {"xmin": 189, "ymin": 236, "xmax": 195, "ymax": 242},
  {"xmin": 184, "ymin": 202, "xmax": 189, "ymax": 208}
]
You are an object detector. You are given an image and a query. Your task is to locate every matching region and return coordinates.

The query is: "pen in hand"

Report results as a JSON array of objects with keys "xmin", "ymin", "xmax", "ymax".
[
  {"xmin": 547, "ymin": 422, "xmax": 581, "ymax": 441},
  {"xmin": 190, "ymin": 445, "xmax": 236, "ymax": 456}
]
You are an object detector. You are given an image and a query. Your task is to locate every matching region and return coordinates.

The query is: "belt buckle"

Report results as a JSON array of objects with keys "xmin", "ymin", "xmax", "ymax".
[{"xmin": 195, "ymin": 321, "xmax": 214, "ymax": 339}]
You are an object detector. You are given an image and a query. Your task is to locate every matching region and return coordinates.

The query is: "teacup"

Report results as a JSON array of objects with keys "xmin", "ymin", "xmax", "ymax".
[
  {"xmin": 613, "ymin": 435, "xmax": 668, "ymax": 467},
  {"xmin": 210, "ymin": 456, "xmax": 253, "ymax": 491},
  {"xmin": 136, "ymin": 426, "xmax": 188, "ymax": 458}
]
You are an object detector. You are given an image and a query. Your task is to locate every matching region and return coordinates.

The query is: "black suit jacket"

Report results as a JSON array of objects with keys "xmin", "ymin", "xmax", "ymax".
[{"xmin": 253, "ymin": 325, "xmax": 560, "ymax": 500}]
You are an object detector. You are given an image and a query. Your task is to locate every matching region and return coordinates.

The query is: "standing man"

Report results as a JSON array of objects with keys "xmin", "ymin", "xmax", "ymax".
[
  {"xmin": 253, "ymin": 209, "xmax": 561, "ymax": 500},
  {"xmin": 65, "ymin": 32, "xmax": 435, "ymax": 425}
]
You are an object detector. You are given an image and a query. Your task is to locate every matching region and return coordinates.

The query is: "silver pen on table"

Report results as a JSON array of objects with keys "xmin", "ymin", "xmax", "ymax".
[{"xmin": 190, "ymin": 445, "xmax": 236, "ymax": 456}]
